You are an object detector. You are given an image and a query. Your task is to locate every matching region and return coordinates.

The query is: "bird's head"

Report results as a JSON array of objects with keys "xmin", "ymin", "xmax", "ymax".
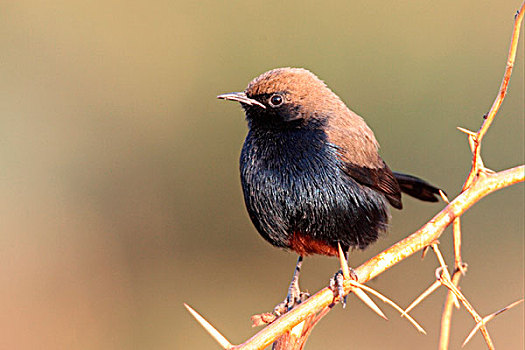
[{"xmin": 218, "ymin": 68, "xmax": 347, "ymax": 129}]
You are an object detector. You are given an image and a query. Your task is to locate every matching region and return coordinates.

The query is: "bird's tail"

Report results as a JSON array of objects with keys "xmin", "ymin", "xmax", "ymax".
[{"xmin": 393, "ymin": 172, "xmax": 442, "ymax": 203}]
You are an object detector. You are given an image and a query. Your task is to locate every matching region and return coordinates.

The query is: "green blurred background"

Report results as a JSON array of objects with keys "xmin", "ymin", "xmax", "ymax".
[{"xmin": 1, "ymin": 1, "xmax": 523, "ymax": 349}]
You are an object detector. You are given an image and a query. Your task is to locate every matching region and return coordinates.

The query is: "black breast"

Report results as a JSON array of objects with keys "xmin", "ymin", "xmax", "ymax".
[{"xmin": 240, "ymin": 123, "xmax": 390, "ymax": 253}]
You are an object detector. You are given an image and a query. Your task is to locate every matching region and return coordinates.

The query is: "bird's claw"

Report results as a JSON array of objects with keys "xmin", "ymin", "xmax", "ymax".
[
  {"xmin": 329, "ymin": 268, "xmax": 358, "ymax": 308},
  {"xmin": 273, "ymin": 287, "xmax": 310, "ymax": 316}
]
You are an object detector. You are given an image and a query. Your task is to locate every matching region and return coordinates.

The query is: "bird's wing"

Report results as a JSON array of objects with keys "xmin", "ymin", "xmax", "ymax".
[
  {"xmin": 341, "ymin": 161, "xmax": 403, "ymax": 209},
  {"xmin": 324, "ymin": 108, "xmax": 403, "ymax": 209}
]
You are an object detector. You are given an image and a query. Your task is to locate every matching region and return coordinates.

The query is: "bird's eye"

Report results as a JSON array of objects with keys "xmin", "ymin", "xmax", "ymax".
[{"xmin": 269, "ymin": 94, "xmax": 284, "ymax": 107}]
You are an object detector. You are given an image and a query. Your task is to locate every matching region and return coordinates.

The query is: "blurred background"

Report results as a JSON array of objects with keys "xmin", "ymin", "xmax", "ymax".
[{"xmin": 1, "ymin": 1, "xmax": 523, "ymax": 349}]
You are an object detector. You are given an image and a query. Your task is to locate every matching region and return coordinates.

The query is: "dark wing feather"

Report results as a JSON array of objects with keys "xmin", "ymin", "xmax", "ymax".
[{"xmin": 343, "ymin": 162, "xmax": 403, "ymax": 209}]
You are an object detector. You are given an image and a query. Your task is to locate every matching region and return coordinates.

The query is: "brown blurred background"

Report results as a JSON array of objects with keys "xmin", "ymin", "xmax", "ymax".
[{"xmin": 0, "ymin": 1, "xmax": 523, "ymax": 349}]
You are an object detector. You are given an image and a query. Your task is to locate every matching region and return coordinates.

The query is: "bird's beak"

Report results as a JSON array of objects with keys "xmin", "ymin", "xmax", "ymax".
[{"xmin": 217, "ymin": 92, "xmax": 266, "ymax": 109}]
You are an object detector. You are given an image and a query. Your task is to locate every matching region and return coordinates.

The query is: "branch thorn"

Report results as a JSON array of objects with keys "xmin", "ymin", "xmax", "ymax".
[
  {"xmin": 462, "ymin": 299, "xmax": 524, "ymax": 347},
  {"xmin": 337, "ymin": 243, "xmax": 351, "ymax": 280},
  {"xmin": 184, "ymin": 303, "xmax": 233, "ymax": 349},
  {"xmin": 348, "ymin": 280, "xmax": 426, "ymax": 334},
  {"xmin": 457, "ymin": 126, "xmax": 477, "ymax": 137}
]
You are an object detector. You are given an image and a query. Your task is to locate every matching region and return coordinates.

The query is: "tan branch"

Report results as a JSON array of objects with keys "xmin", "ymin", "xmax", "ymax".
[
  {"xmin": 439, "ymin": 4, "xmax": 524, "ymax": 348},
  {"xmin": 356, "ymin": 166, "xmax": 523, "ymax": 283},
  {"xmin": 233, "ymin": 165, "xmax": 523, "ymax": 349},
  {"xmin": 462, "ymin": 1, "xmax": 524, "ymax": 190},
  {"xmin": 439, "ymin": 269, "xmax": 464, "ymax": 350}
]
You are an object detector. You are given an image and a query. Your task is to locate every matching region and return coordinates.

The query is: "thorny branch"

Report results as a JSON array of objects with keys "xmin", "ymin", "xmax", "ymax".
[
  {"xmin": 186, "ymin": 3, "xmax": 524, "ymax": 349},
  {"xmin": 439, "ymin": 3, "xmax": 525, "ymax": 348}
]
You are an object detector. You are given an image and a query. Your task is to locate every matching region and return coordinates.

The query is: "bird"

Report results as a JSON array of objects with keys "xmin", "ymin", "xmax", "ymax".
[{"xmin": 217, "ymin": 67, "xmax": 441, "ymax": 313}]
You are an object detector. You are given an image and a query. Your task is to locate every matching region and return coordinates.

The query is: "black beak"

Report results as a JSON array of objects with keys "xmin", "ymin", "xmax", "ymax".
[{"xmin": 217, "ymin": 92, "xmax": 266, "ymax": 109}]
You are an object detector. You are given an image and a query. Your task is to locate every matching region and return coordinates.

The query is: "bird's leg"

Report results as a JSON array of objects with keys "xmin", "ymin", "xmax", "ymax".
[
  {"xmin": 273, "ymin": 256, "xmax": 310, "ymax": 316},
  {"xmin": 329, "ymin": 250, "xmax": 358, "ymax": 308}
]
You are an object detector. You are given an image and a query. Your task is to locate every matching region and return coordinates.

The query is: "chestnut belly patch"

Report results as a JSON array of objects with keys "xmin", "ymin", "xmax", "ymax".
[{"xmin": 288, "ymin": 231, "xmax": 339, "ymax": 256}]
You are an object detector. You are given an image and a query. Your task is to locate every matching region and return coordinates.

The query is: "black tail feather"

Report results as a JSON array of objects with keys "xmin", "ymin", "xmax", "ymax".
[{"xmin": 393, "ymin": 172, "xmax": 443, "ymax": 203}]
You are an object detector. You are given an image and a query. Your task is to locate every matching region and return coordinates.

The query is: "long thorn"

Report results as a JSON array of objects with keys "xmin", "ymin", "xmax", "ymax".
[
  {"xmin": 337, "ymin": 243, "xmax": 351, "ymax": 280},
  {"xmin": 462, "ymin": 299, "xmax": 524, "ymax": 347},
  {"xmin": 353, "ymin": 287, "xmax": 388, "ymax": 320},
  {"xmin": 337, "ymin": 244, "xmax": 387, "ymax": 320},
  {"xmin": 402, "ymin": 280, "xmax": 441, "ymax": 317},
  {"xmin": 184, "ymin": 303, "xmax": 233, "ymax": 349},
  {"xmin": 457, "ymin": 126, "xmax": 477, "ymax": 137},
  {"xmin": 348, "ymin": 280, "xmax": 427, "ymax": 334},
  {"xmin": 489, "ymin": 298, "xmax": 523, "ymax": 318},
  {"xmin": 439, "ymin": 190, "xmax": 450, "ymax": 203},
  {"xmin": 462, "ymin": 319, "xmax": 486, "ymax": 347}
]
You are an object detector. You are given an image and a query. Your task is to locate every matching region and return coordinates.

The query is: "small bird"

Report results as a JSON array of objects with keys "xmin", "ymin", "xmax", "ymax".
[{"xmin": 218, "ymin": 68, "xmax": 441, "ymax": 312}]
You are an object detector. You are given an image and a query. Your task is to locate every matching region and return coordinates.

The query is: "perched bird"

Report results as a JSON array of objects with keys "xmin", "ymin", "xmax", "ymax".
[{"xmin": 218, "ymin": 68, "xmax": 441, "ymax": 311}]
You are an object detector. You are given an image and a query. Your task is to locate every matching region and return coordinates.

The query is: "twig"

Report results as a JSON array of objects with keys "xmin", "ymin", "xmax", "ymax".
[
  {"xmin": 439, "ymin": 4, "xmax": 524, "ymax": 348},
  {"xmin": 452, "ymin": 217, "xmax": 466, "ymax": 275},
  {"xmin": 439, "ymin": 269, "xmax": 464, "ymax": 350},
  {"xmin": 462, "ymin": 1, "xmax": 524, "ymax": 190},
  {"xmin": 431, "ymin": 244, "xmax": 459, "ymax": 308},
  {"xmin": 436, "ymin": 270, "xmax": 494, "ymax": 349}
]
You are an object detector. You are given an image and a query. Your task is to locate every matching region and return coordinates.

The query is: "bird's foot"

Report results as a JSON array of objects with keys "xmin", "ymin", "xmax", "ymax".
[
  {"xmin": 273, "ymin": 282, "xmax": 310, "ymax": 316},
  {"xmin": 329, "ymin": 267, "xmax": 358, "ymax": 308}
]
